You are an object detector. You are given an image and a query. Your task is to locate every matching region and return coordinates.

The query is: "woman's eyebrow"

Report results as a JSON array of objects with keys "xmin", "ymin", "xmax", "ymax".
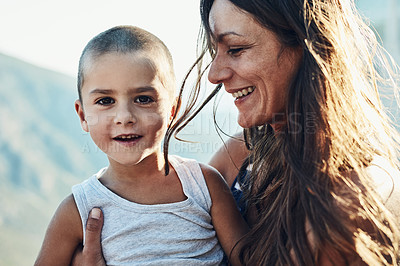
[{"xmin": 215, "ymin": 31, "xmax": 243, "ymax": 42}]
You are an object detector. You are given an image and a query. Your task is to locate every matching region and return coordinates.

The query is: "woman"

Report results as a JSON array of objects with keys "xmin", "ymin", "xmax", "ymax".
[
  {"xmin": 191, "ymin": 0, "xmax": 400, "ymax": 264},
  {"xmin": 75, "ymin": 0, "xmax": 400, "ymax": 265}
]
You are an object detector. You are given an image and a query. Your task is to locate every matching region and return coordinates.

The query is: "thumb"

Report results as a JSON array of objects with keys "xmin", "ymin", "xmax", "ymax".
[{"xmin": 83, "ymin": 208, "xmax": 106, "ymax": 266}]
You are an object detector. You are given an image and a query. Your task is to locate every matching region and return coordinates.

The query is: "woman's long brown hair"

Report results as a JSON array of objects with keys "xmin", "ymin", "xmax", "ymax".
[{"xmin": 165, "ymin": 0, "xmax": 400, "ymax": 265}]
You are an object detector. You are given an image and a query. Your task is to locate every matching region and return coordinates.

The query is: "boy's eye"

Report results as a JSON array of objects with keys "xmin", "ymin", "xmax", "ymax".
[
  {"xmin": 96, "ymin": 97, "xmax": 115, "ymax": 105},
  {"xmin": 134, "ymin": 96, "xmax": 153, "ymax": 104}
]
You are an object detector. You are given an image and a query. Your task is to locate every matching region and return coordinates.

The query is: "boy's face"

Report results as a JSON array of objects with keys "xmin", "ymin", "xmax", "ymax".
[{"xmin": 75, "ymin": 52, "xmax": 175, "ymax": 166}]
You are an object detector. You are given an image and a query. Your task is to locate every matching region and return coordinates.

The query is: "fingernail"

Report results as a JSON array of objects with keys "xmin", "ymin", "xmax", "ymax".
[{"xmin": 91, "ymin": 208, "xmax": 101, "ymax": 220}]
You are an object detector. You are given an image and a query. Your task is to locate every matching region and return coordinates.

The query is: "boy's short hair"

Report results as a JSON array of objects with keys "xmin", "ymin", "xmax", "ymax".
[{"xmin": 77, "ymin": 25, "xmax": 175, "ymax": 100}]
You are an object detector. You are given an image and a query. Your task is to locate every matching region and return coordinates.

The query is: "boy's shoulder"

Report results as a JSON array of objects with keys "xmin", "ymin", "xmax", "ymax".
[
  {"xmin": 169, "ymin": 154, "xmax": 226, "ymax": 189},
  {"xmin": 169, "ymin": 155, "xmax": 223, "ymax": 183},
  {"xmin": 57, "ymin": 194, "xmax": 83, "ymax": 238},
  {"xmin": 198, "ymin": 162, "xmax": 224, "ymax": 180},
  {"xmin": 34, "ymin": 194, "xmax": 83, "ymax": 265},
  {"xmin": 168, "ymin": 154, "xmax": 196, "ymax": 164},
  {"xmin": 73, "ymin": 167, "xmax": 107, "ymax": 187}
]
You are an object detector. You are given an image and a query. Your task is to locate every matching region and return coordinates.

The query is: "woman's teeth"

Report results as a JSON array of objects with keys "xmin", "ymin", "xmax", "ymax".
[{"xmin": 232, "ymin": 86, "xmax": 254, "ymax": 98}]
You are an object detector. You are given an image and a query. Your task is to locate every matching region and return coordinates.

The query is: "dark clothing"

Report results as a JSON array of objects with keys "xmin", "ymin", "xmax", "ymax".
[{"xmin": 230, "ymin": 157, "xmax": 251, "ymax": 217}]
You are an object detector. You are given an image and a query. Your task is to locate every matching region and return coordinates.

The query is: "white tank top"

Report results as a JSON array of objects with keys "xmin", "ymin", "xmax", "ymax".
[{"xmin": 72, "ymin": 155, "xmax": 224, "ymax": 266}]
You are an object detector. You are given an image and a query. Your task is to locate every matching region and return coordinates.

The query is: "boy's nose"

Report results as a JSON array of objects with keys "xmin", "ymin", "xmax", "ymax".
[{"xmin": 114, "ymin": 106, "xmax": 136, "ymax": 125}]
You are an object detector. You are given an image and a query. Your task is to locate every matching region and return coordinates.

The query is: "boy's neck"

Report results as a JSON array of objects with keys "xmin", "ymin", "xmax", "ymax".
[
  {"xmin": 98, "ymin": 152, "xmax": 186, "ymax": 205},
  {"xmin": 104, "ymin": 152, "xmax": 166, "ymax": 182}
]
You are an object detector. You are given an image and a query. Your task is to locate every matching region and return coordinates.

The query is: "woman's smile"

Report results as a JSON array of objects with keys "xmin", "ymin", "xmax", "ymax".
[
  {"xmin": 230, "ymin": 86, "xmax": 255, "ymax": 99},
  {"xmin": 208, "ymin": 0, "xmax": 302, "ymax": 128}
]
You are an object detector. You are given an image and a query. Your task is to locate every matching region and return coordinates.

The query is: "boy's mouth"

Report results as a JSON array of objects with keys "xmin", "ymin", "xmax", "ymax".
[{"xmin": 113, "ymin": 134, "xmax": 142, "ymax": 142}]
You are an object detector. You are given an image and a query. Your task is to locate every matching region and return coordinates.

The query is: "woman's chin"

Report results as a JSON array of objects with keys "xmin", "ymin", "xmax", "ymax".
[{"xmin": 237, "ymin": 114, "xmax": 268, "ymax": 129}]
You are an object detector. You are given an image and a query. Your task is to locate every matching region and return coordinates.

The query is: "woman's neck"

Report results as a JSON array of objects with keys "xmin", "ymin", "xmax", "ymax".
[{"xmin": 270, "ymin": 120, "xmax": 286, "ymax": 133}]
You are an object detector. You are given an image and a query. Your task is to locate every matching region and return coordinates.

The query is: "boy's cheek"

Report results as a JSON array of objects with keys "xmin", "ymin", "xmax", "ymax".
[
  {"xmin": 83, "ymin": 112, "xmax": 168, "ymax": 128},
  {"xmin": 142, "ymin": 113, "xmax": 166, "ymax": 126},
  {"xmin": 85, "ymin": 113, "xmax": 100, "ymax": 126}
]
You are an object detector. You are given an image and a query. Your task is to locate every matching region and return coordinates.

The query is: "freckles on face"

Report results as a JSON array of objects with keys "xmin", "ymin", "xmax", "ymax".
[
  {"xmin": 78, "ymin": 52, "xmax": 175, "ymax": 165},
  {"xmin": 208, "ymin": 0, "xmax": 302, "ymax": 128}
]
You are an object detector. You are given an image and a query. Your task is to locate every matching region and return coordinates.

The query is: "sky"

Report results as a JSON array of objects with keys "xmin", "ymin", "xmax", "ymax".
[
  {"xmin": 1, "ymin": 0, "xmax": 398, "ymax": 117},
  {"xmin": 0, "ymin": 0, "xmax": 241, "ymax": 136},
  {"xmin": 0, "ymin": 0, "xmax": 201, "ymax": 81},
  {"xmin": 1, "ymin": 0, "xmax": 399, "ymax": 76}
]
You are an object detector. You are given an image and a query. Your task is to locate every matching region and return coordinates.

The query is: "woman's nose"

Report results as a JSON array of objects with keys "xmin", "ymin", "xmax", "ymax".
[
  {"xmin": 208, "ymin": 53, "xmax": 233, "ymax": 84},
  {"xmin": 114, "ymin": 104, "xmax": 136, "ymax": 125}
]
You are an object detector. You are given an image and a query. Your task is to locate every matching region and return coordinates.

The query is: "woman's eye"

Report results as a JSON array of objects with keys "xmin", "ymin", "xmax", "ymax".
[
  {"xmin": 227, "ymin": 47, "xmax": 244, "ymax": 56},
  {"xmin": 96, "ymin": 97, "xmax": 114, "ymax": 105},
  {"xmin": 135, "ymin": 96, "xmax": 153, "ymax": 104},
  {"xmin": 209, "ymin": 47, "xmax": 217, "ymax": 59}
]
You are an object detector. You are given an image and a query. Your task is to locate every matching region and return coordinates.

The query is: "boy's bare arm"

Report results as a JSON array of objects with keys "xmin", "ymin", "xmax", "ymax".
[
  {"xmin": 35, "ymin": 194, "xmax": 83, "ymax": 266},
  {"xmin": 200, "ymin": 163, "xmax": 249, "ymax": 266}
]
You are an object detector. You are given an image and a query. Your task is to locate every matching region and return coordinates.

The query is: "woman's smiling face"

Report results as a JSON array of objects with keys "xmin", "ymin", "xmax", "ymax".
[{"xmin": 207, "ymin": 0, "xmax": 302, "ymax": 129}]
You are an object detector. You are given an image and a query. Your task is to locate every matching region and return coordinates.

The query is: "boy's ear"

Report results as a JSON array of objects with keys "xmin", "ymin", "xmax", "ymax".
[
  {"xmin": 169, "ymin": 97, "xmax": 181, "ymax": 122},
  {"xmin": 75, "ymin": 99, "xmax": 89, "ymax": 132}
]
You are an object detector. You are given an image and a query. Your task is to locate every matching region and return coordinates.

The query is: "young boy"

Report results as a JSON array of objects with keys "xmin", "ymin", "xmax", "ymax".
[{"xmin": 34, "ymin": 26, "xmax": 247, "ymax": 266}]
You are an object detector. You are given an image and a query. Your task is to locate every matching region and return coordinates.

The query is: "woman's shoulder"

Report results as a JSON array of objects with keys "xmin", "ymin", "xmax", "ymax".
[
  {"xmin": 366, "ymin": 156, "xmax": 400, "ymax": 220},
  {"xmin": 208, "ymin": 132, "xmax": 249, "ymax": 187},
  {"xmin": 366, "ymin": 157, "xmax": 400, "ymax": 200}
]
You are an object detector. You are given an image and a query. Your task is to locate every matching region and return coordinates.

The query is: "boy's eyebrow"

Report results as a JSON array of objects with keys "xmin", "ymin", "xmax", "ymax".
[
  {"xmin": 89, "ymin": 88, "xmax": 114, "ymax": 95},
  {"xmin": 134, "ymin": 86, "xmax": 157, "ymax": 93},
  {"xmin": 89, "ymin": 87, "xmax": 157, "ymax": 95}
]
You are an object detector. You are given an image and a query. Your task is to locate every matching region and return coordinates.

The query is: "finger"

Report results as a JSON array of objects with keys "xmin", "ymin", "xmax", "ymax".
[{"xmin": 83, "ymin": 208, "xmax": 106, "ymax": 265}]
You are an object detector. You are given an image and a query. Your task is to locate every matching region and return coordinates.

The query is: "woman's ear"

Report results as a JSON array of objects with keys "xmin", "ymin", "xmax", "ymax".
[{"xmin": 75, "ymin": 99, "xmax": 89, "ymax": 132}]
